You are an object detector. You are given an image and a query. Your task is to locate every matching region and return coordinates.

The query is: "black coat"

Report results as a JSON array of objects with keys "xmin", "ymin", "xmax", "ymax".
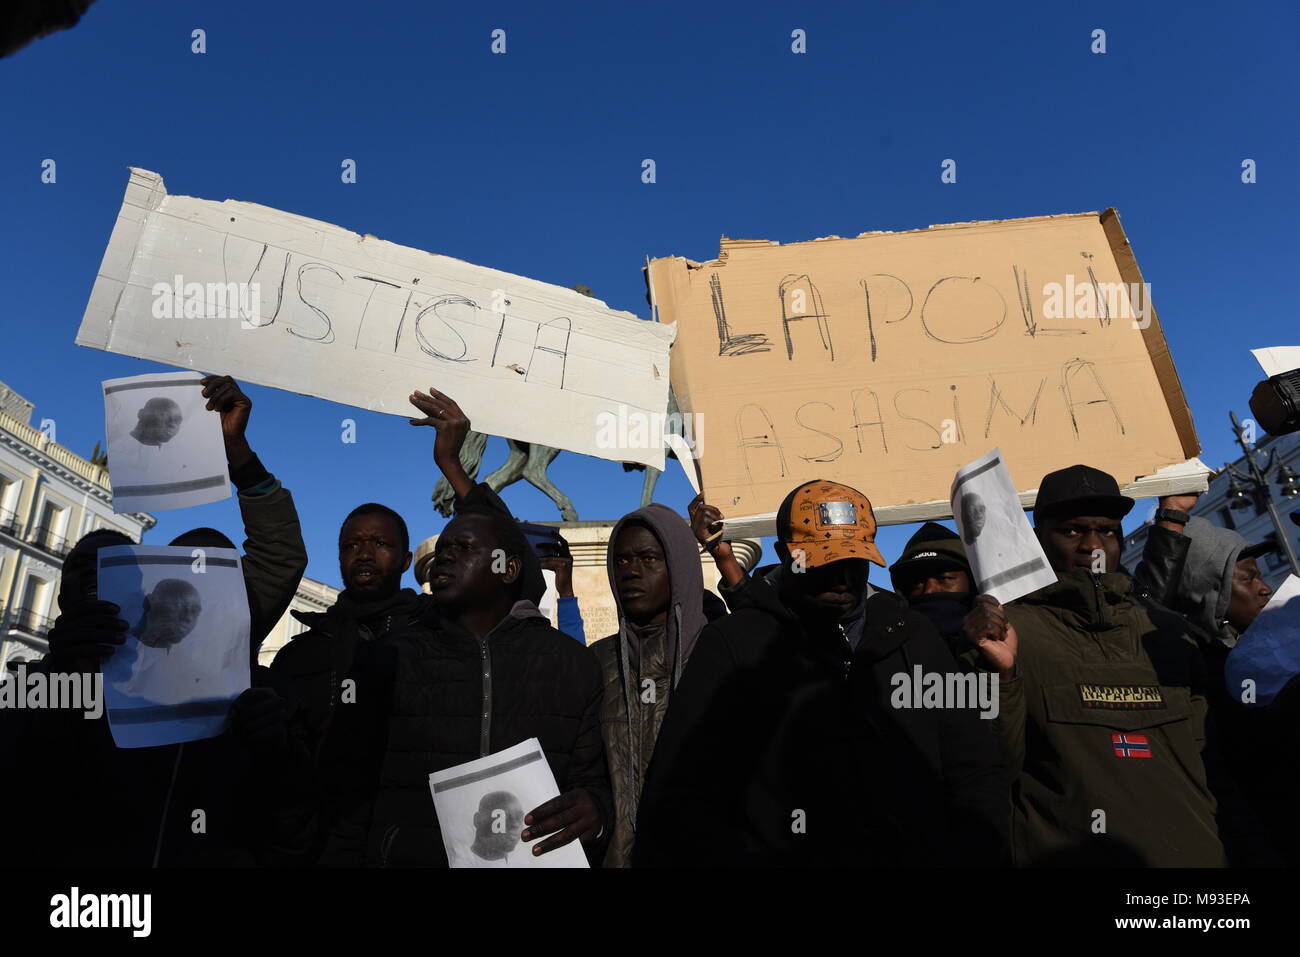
[
  {"xmin": 634, "ymin": 574, "xmax": 1007, "ymax": 867},
  {"xmin": 268, "ymin": 592, "xmax": 612, "ymax": 867}
]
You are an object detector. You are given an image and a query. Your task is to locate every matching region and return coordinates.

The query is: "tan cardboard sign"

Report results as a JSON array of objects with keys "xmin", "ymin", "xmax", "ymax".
[{"xmin": 649, "ymin": 210, "xmax": 1202, "ymax": 534}]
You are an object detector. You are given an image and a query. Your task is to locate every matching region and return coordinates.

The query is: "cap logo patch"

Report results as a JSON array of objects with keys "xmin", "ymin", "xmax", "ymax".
[{"xmin": 818, "ymin": 502, "xmax": 857, "ymax": 526}]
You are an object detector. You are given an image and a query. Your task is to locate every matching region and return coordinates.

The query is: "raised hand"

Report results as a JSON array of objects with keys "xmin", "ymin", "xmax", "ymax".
[{"xmin": 201, "ymin": 375, "xmax": 253, "ymax": 468}]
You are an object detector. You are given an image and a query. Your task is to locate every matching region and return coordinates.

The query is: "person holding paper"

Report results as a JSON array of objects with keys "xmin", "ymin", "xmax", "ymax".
[
  {"xmin": 963, "ymin": 464, "xmax": 1228, "ymax": 867},
  {"xmin": 636, "ymin": 481, "xmax": 1007, "ymax": 867},
  {"xmin": 5, "ymin": 375, "xmax": 306, "ymax": 867},
  {"xmin": 589, "ymin": 502, "xmax": 708, "ymax": 867},
  {"xmin": 246, "ymin": 388, "xmax": 611, "ymax": 866}
]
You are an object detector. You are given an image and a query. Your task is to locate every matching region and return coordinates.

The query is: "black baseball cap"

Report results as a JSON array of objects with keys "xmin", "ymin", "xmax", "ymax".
[
  {"xmin": 1033, "ymin": 464, "xmax": 1135, "ymax": 527},
  {"xmin": 1239, "ymin": 536, "xmax": 1277, "ymax": 562}
]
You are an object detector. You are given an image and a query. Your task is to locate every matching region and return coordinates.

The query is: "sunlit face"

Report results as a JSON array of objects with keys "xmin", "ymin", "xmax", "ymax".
[
  {"xmin": 1038, "ymin": 515, "xmax": 1123, "ymax": 575},
  {"xmin": 612, "ymin": 524, "xmax": 670, "ymax": 626},
  {"xmin": 1225, "ymin": 557, "xmax": 1273, "ymax": 632}
]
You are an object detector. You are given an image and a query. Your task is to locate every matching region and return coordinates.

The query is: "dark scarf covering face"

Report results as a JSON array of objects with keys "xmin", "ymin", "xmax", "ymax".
[{"xmin": 907, "ymin": 592, "xmax": 973, "ymax": 642}]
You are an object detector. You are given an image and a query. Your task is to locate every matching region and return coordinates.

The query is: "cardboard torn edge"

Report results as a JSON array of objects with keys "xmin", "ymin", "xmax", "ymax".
[
  {"xmin": 133, "ymin": 167, "xmax": 637, "ymax": 319},
  {"xmin": 646, "ymin": 212, "xmax": 1106, "ymax": 272}
]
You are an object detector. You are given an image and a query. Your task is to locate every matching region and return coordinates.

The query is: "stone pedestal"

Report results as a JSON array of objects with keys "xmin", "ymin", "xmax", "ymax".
[{"xmin": 414, "ymin": 521, "xmax": 762, "ymax": 645}]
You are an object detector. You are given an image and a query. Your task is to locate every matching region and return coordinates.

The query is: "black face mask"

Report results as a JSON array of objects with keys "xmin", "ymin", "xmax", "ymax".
[{"xmin": 907, "ymin": 592, "xmax": 973, "ymax": 638}]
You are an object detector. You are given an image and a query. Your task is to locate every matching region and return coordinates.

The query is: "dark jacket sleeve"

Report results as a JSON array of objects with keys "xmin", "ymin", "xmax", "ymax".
[
  {"xmin": 1133, "ymin": 524, "xmax": 1191, "ymax": 608},
  {"xmin": 560, "ymin": 653, "xmax": 614, "ymax": 864},
  {"xmin": 234, "ymin": 475, "xmax": 308, "ymax": 653},
  {"xmin": 922, "ymin": 633, "xmax": 1011, "ymax": 865}
]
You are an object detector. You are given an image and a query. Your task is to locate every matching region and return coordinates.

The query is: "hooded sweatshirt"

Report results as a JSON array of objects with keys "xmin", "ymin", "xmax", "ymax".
[
  {"xmin": 589, "ymin": 504, "xmax": 707, "ymax": 867},
  {"xmin": 1136, "ymin": 518, "xmax": 1292, "ymax": 864},
  {"xmin": 1137, "ymin": 516, "xmax": 1248, "ymax": 646}
]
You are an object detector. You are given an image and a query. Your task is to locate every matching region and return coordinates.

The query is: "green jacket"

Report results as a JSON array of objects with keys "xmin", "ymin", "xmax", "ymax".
[{"xmin": 989, "ymin": 570, "xmax": 1226, "ymax": 867}]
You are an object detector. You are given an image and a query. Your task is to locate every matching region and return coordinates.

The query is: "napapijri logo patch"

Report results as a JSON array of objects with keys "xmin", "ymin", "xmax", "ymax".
[{"xmin": 1078, "ymin": 684, "xmax": 1165, "ymax": 710}]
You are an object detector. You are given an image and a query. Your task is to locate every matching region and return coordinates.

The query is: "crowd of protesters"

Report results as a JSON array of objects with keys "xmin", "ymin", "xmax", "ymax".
[{"xmin": 2, "ymin": 376, "xmax": 1297, "ymax": 868}]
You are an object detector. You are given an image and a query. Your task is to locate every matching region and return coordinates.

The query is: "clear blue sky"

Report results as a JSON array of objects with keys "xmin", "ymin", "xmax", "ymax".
[{"xmin": 2, "ymin": 0, "xmax": 1296, "ymax": 590}]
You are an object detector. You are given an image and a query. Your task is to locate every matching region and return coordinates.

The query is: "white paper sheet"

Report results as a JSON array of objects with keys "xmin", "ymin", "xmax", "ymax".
[
  {"xmin": 1251, "ymin": 346, "xmax": 1300, "ymax": 378},
  {"xmin": 78, "ymin": 168, "xmax": 675, "ymax": 468},
  {"xmin": 1225, "ymin": 575, "xmax": 1300, "ymax": 707},
  {"xmin": 103, "ymin": 371, "xmax": 231, "ymax": 513},
  {"xmin": 98, "ymin": 545, "xmax": 251, "ymax": 748},
  {"xmin": 950, "ymin": 448, "xmax": 1058, "ymax": 604},
  {"xmin": 429, "ymin": 737, "xmax": 588, "ymax": 868}
]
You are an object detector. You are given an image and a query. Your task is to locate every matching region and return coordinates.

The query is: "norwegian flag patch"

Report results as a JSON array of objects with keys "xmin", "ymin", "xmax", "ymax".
[{"xmin": 1111, "ymin": 733, "xmax": 1152, "ymax": 758}]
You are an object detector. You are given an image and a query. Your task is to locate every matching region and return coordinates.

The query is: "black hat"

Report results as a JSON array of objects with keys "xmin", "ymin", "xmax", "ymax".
[
  {"xmin": 889, "ymin": 522, "xmax": 971, "ymax": 592},
  {"xmin": 1033, "ymin": 464, "xmax": 1135, "ymax": 527},
  {"xmin": 1239, "ymin": 536, "xmax": 1277, "ymax": 562}
]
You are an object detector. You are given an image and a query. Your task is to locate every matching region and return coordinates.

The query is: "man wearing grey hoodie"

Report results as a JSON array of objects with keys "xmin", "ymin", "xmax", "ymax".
[
  {"xmin": 590, "ymin": 504, "xmax": 707, "ymax": 867},
  {"xmin": 1134, "ymin": 495, "xmax": 1288, "ymax": 864}
]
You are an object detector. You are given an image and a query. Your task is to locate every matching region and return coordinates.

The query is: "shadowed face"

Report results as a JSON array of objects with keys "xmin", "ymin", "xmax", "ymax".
[
  {"xmin": 1226, "ymin": 557, "xmax": 1273, "ymax": 632},
  {"xmin": 612, "ymin": 524, "xmax": 670, "ymax": 627},
  {"xmin": 429, "ymin": 514, "xmax": 519, "ymax": 612},
  {"xmin": 1038, "ymin": 514, "xmax": 1123, "ymax": 575},
  {"xmin": 905, "ymin": 567, "xmax": 974, "ymax": 598},
  {"xmin": 132, "ymin": 398, "xmax": 183, "ymax": 446},
  {"xmin": 136, "ymin": 579, "xmax": 202, "ymax": 648},
  {"xmin": 779, "ymin": 545, "xmax": 869, "ymax": 622}
]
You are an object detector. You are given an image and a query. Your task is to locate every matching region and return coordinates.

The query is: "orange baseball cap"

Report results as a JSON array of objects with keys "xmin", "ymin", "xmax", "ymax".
[{"xmin": 775, "ymin": 480, "xmax": 886, "ymax": 569}]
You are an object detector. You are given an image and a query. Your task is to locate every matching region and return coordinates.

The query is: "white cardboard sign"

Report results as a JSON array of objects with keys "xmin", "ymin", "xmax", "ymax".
[{"xmin": 78, "ymin": 169, "xmax": 675, "ymax": 468}]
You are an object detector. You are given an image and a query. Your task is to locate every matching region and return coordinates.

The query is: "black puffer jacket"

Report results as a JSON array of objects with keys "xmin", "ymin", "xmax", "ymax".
[
  {"xmin": 268, "ymin": 592, "xmax": 612, "ymax": 866},
  {"xmin": 718, "ymin": 571, "xmax": 1009, "ymax": 866},
  {"xmin": 633, "ymin": 588, "xmax": 905, "ymax": 867}
]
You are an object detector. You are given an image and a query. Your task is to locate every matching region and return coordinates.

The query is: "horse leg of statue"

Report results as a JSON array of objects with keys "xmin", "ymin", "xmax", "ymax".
[
  {"xmin": 524, "ymin": 445, "xmax": 579, "ymax": 522},
  {"xmin": 640, "ymin": 466, "xmax": 661, "ymax": 508},
  {"xmin": 483, "ymin": 438, "xmax": 529, "ymax": 493}
]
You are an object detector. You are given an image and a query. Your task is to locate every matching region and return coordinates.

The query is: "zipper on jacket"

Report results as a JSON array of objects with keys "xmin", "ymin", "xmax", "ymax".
[
  {"xmin": 478, "ymin": 636, "xmax": 492, "ymax": 757},
  {"xmin": 379, "ymin": 824, "xmax": 399, "ymax": 867},
  {"xmin": 1089, "ymin": 574, "xmax": 1111, "ymax": 659}
]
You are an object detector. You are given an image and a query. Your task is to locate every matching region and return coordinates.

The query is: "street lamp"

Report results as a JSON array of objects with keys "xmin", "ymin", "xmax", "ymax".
[{"xmin": 1226, "ymin": 411, "xmax": 1300, "ymax": 576}]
